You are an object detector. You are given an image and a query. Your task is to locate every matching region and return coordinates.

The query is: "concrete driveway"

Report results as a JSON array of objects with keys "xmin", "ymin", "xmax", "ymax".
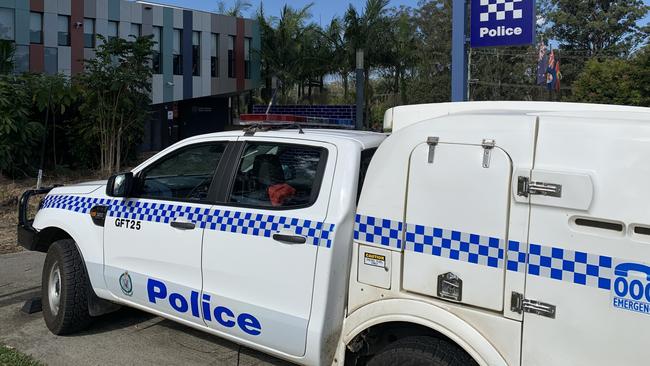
[{"xmin": 0, "ymin": 251, "xmax": 291, "ymax": 366}]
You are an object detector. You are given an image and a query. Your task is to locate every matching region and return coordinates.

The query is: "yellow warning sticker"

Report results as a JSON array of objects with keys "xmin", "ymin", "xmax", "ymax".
[{"xmin": 364, "ymin": 252, "xmax": 386, "ymax": 268}]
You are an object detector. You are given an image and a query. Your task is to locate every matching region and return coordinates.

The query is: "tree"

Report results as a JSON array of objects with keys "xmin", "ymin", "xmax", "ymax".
[
  {"xmin": 24, "ymin": 73, "xmax": 77, "ymax": 169},
  {"xmin": 544, "ymin": 0, "xmax": 649, "ymax": 57},
  {"xmin": 76, "ymin": 35, "xmax": 153, "ymax": 174},
  {"xmin": 541, "ymin": 0, "xmax": 649, "ymax": 89},
  {"xmin": 217, "ymin": 0, "xmax": 252, "ymax": 17},
  {"xmin": 0, "ymin": 75, "xmax": 43, "ymax": 176},
  {"xmin": 572, "ymin": 45, "xmax": 650, "ymax": 106}
]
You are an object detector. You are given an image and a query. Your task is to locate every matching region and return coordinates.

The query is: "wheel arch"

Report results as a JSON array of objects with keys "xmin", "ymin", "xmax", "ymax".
[{"xmin": 342, "ymin": 299, "xmax": 507, "ymax": 366}]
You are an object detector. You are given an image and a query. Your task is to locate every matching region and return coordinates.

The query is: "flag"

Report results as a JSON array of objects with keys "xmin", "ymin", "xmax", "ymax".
[
  {"xmin": 546, "ymin": 50, "xmax": 557, "ymax": 91},
  {"xmin": 536, "ymin": 43, "xmax": 548, "ymax": 85},
  {"xmin": 554, "ymin": 59, "xmax": 562, "ymax": 92}
]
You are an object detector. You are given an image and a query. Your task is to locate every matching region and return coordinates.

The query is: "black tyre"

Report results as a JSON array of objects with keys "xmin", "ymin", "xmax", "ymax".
[
  {"xmin": 367, "ymin": 336, "xmax": 477, "ymax": 366},
  {"xmin": 42, "ymin": 239, "xmax": 92, "ymax": 335}
]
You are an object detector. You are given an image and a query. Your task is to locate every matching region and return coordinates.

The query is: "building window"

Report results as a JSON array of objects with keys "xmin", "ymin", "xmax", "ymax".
[
  {"xmin": 0, "ymin": 8, "xmax": 15, "ymax": 41},
  {"xmin": 210, "ymin": 33, "xmax": 218, "ymax": 77},
  {"xmin": 57, "ymin": 15, "xmax": 70, "ymax": 46},
  {"xmin": 173, "ymin": 29, "xmax": 182, "ymax": 75},
  {"xmin": 152, "ymin": 26, "xmax": 161, "ymax": 74},
  {"xmin": 44, "ymin": 47, "xmax": 58, "ymax": 75},
  {"xmin": 14, "ymin": 45, "xmax": 29, "ymax": 74},
  {"xmin": 130, "ymin": 23, "xmax": 141, "ymax": 38},
  {"xmin": 84, "ymin": 18, "xmax": 95, "ymax": 48},
  {"xmin": 192, "ymin": 31, "xmax": 200, "ymax": 76},
  {"xmin": 227, "ymin": 35, "xmax": 235, "ymax": 78},
  {"xmin": 244, "ymin": 37, "xmax": 251, "ymax": 79},
  {"xmin": 30, "ymin": 12, "xmax": 43, "ymax": 44},
  {"xmin": 107, "ymin": 21, "xmax": 118, "ymax": 41}
]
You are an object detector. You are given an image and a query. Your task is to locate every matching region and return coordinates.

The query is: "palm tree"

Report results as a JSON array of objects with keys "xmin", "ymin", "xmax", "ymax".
[{"xmin": 217, "ymin": 0, "xmax": 252, "ymax": 17}]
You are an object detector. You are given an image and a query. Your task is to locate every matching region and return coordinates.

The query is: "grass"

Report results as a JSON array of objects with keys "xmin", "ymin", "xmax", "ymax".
[{"xmin": 0, "ymin": 345, "xmax": 42, "ymax": 366}]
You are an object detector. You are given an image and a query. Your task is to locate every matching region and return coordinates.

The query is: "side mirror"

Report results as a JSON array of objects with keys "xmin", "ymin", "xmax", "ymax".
[{"xmin": 106, "ymin": 172, "xmax": 134, "ymax": 197}]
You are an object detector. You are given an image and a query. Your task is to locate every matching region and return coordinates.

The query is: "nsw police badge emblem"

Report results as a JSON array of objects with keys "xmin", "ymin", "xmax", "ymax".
[{"xmin": 119, "ymin": 271, "xmax": 133, "ymax": 296}]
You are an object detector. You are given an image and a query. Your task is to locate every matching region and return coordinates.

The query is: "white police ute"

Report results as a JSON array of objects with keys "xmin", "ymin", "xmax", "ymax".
[{"xmin": 17, "ymin": 102, "xmax": 650, "ymax": 366}]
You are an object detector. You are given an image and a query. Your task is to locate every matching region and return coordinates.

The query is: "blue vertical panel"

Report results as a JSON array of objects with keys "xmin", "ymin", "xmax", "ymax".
[
  {"xmin": 162, "ymin": 7, "xmax": 173, "ymax": 103},
  {"xmin": 107, "ymin": 0, "xmax": 119, "ymax": 21},
  {"xmin": 182, "ymin": 9, "xmax": 192, "ymax": 100},
  {"xmin": 451, "ymin": 0, "xmax": 467, "ymax": 102},
  {"xmin": 251, "ymin": 20, "xmax": 261, "ymax": 87},
  {"xmin": 14, "ymin": 0, "xmax": 28, "ymax": 45}
]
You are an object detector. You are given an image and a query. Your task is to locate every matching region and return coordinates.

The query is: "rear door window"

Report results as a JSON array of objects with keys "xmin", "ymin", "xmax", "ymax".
[
  {"xmin": 357, "ymin": 148, "xmax": 377, "ymax": 203},
  {"xmin": 228, "ymin": 142, "xmax": 327, "ymax": 208}
]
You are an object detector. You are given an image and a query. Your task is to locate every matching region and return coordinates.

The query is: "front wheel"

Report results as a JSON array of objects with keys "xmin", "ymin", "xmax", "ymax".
[
  {"xmin": 366, "ymin": 336, "xmax": 477, "ymax": 366},
  {"xmin": 42, "ymin": 239, "xmax": 92, "ymax": 335}
]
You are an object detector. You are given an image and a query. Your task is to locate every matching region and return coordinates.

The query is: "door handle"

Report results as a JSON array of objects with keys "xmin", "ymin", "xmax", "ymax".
[
  {"xmin": 170, "ymin": 219, "xmax": 196, "ymax": 230},
  {"xmin": 272, "ymin": 233, "xmax": 306, "ymax": 245}
]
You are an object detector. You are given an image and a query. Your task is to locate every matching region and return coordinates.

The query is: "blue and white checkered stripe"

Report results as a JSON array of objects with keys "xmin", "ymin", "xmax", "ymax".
[
  {"xmin": 41, "ymin": 195, "xmax": 116, "ymax": 214},
  {"xmin": 354, "ymin": 214, "xmax": 620, "ymax": 292},
  {"xmin": 527, "ymin": 243, "xmax": 613, "ymax": 291},
  {"xmin": 405, "ymin": 224, "xmax": 505, "ymax": 269},
  {"xmin": 42, "ymin": 195, "xmax": 335, "ymax": 248},
  {"xmin": 354, "ymin": 214, "xmax": 403, "ymax": 249}
]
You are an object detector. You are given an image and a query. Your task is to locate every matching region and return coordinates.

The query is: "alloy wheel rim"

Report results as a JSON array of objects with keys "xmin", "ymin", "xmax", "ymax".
[{"xmin": 48, "ymin": 262, "xmax": 61, "ymax": 316}]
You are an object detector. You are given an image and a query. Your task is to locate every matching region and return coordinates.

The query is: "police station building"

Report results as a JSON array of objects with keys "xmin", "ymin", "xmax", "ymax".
[{"xmin": 0, "ymin": 0, "xmax": 261, "ymax": 150}]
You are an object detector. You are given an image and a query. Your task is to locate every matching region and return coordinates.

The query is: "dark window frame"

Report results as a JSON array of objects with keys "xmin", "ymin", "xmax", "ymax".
[
  {"xmin": 222, "ymin": 141, "xmax": 330, "ymax": 211},
  {"xmin": 211, "ymin": 33, "xmax": 219, "ymax": 77},
  {"xmin": 244, "ymin": 37, "xmax": 251, "ymax": 79},
  {"xmin": 132, "ymin": 141, "xmax": 232, "ymax": 205},
  {"xmin": 192, "ymin": 31, "xmax": 200, "ymax": 76},
  {"xmin": 227, "ymin": 35, "xmax": 235, "ymax": 78},
  {"xmin": 83, "ymin": 18, "xmax": 95, "ymax": 48},
  {"xmin": 152, "ymin": 26, "xmax": 162, "ymax": 74},
  {"xmin": 57, "ymin": 15, "xmax": 70, "ymax": 46},
  {"xmin": 29, "ymin": 11, "xmax": 43, "ymax": 44},
  {"xmin": 107, "ymin": 20, "xmax": 119, "ymax": 41},
  {"xmin": 172, "ymin": 28, "xmax": 183, "ymax": 75}
]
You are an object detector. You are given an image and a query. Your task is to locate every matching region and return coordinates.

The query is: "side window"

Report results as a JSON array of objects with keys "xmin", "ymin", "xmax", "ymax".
[
  {"xmin": 135, "ymin": 143, "xmax": 226, "ymax": 202},
  {"xmin": 228, "ymin": 142, "xmax": 327, "ymax": 208},
  {"xmin": 357, "ymin": 148, "xmax": 377, "ymax": 203}
]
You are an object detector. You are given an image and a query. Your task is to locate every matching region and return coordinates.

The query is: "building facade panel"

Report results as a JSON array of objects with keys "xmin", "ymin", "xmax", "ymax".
[
  {"xmin": 151, "ymin": 4, "xmax": 162, "ymax": 26},
  {"xmin": 152, "ymin": 74, "xmax": 163, "ymax": 104},
  {"xmin": 95, "ymin": 0, "xmax": 107, "ymax": 19},
  {"xmin": 0, "ymin": 1, "xmax": 16, "ymax": 9},
  {"xmin": 83, "ymin": 0, "xmax": 95, "ymax": 18},
  {"xmin": 70, "ymin": 0, "xmax": 83, "ymax": 74},
  {"xmin": 131, "ymin": 2, "xmax": 141, "ymax": 22},
  {"xmin": 29, "ymin": 44, "xmax": 43, "ymax": 72},
  {"xmin": 235, "ymin": 18, "xmax": 244, "ymax": 91},
  {"xmin": 30, "ymin": 0, "xmax": 43, "ymax": 12},
  {"xmin": 43, "ymin": 0, "xmax": 56, "ymax": 12},
  {"xmin": 182, "ymin": 9, "xmax": 192, "ymax": 99},
  {"xmin": 173, "ymin": 74, "xmax": 183, "ymax": 100},
  {"xmin": 172, "ymin": 7, "xmax": 181, "ymax": 28},
  {"xmin": 43, "ymin": 11, "xmax": 57, "ymax": 47},
  {"xmin": 57, "ymin": 0, "xmax": 70, "ymax": 15},
  {"xmin": 161, "ymin": 6, "xmax": 173, "ymax": 103},
  {"xmin": 140, "ymin": 3, "xmax": 152, "ymax": 36},
  {"xmin": 15, "ymin": 0, "xmax": 29, "ymax": 45},
  {"xmin": 58, "ymin": 45, "xmax": 71, "ymax": 75},
  {"xmin": 107, "ymin": 0, "xmax": 118, "ymax": 21},
  {"xmin": 200, "ymin": 27, "xmax": 210, "ymax": 97}
]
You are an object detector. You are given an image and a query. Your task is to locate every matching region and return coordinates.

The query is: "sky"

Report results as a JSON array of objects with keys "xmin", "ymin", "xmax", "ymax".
[{"xmin": 150, "ymin": 0, "xmax": 650, "ymax": 28}]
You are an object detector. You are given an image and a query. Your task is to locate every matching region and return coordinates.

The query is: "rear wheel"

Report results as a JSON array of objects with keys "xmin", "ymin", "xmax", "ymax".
[
  {"xmin": 42, "ymin": 239, "xmax": 92, "ymax": 334},
  {"xmin": 366, "ymin": 336, "xmax": 477, "ymax": 366}
]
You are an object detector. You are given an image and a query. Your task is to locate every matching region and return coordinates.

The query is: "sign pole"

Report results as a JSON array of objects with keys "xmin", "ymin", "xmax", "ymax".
[{"xmin": 451, "ymin": 0, "xmax": 468, "ymax": 102}]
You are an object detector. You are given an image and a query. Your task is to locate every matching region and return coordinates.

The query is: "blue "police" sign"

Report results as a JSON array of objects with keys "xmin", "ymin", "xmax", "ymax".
[{"xmin": 470, "ymin": 0, "xmax": 535, "ymax": 48}]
